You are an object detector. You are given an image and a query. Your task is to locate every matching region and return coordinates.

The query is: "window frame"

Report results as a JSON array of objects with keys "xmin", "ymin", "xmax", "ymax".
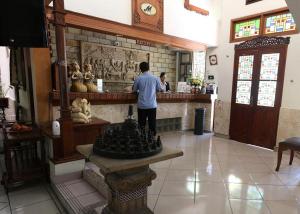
[{"xmin": 230, "ymin": 7, "xmax": 298, "ymax": 43}]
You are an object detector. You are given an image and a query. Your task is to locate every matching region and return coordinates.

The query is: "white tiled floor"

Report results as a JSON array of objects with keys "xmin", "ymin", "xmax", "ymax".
[
  {"xmin": 0, "ymin": 184, "xmax": 60, "ymax": 214},
  {"xmin": 1, "ymin": 131, "xmax": 300, "ymax": 214},
  {"xmin": 148, "ymin": 131, "xmax": 300, "ymax": 214}
]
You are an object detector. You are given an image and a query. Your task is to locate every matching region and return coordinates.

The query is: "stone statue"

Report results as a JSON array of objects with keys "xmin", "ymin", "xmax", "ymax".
[
  {"xmin": 83, "ymin": 63, "xmax": 98, "ymax": 92},
  {"xmin": 69, "ymin": 61, "xmax": 88, "ymax": 92},
  {"xmin": 71, "ymin": 98, "xmax": 92, "ymax": 123}
]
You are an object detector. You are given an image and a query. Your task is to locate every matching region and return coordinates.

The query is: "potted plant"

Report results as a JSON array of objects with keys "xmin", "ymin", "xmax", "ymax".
[{"xmin": 189, "ymin": 77, "xmax": 202, "ymax": 93}]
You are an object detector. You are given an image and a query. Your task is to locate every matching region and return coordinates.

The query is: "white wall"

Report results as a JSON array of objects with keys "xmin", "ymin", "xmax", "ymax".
[
  {"xmin": 0, "ymin": 47, "xmax": 15, "ymax": 120},
  {"xmin": 0, "ymin": 47, "xmax": 15, "ymax": 101},
  {"xmin": 211, "ymin": 0, "xmax": 300, "ymax": 109},
  {"xmin": 64, "ymin": 0, "xmax": 221, "ymax": 46},
  {"xmin": 0, "ymin": 47, "xmax": 11, "ymax": 97},
  {"xmin": 285, "ymin": 0, "xmax": 300, "ymax": 26},
  {"xmin": 64, "ymin": 0, "xmax": 132, "ymax": 25}
]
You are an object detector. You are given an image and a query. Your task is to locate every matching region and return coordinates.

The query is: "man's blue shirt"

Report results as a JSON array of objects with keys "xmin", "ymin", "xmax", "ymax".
[{"xmin": 133, "ymin": 71, "xmax": 161, "ymax": 109}]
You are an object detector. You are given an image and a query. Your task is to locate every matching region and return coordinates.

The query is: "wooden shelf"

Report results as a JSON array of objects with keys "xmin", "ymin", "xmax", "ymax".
[
  {"xmin": 41, "ymin": 117, "xmax": 110, "ymax": 163},
  {"xmin": 50, "ymin": 91, "xmax": 213, "ymax": 106}
]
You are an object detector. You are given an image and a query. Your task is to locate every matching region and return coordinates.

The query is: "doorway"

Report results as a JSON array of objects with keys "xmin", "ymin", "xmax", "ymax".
[{"xmin": 229, "ymin": 37, "xmax": 290, "ymax": 149}]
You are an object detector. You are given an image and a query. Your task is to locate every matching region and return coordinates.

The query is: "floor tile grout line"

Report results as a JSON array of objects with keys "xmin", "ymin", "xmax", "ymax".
[
  {"xmin": 215, "ymin": 140, "xmax": 241, "ymax": 214},
  {"xmin": 0, "ymin": 204, "xmax": 9, "ymax": 212},
  {"xmin": 11, "ymin": 199, "xmax": 54, "ymax": 212},
  {"xmin": 152, "ymin": 142, "xmax": 176, "ymax": 211}
]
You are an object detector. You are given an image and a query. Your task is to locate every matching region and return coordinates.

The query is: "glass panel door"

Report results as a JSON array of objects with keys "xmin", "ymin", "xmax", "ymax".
[
  {"xmin": 235, "ymin": 55, "xmax": 254, "ymax": 105},
  {"xmin": 257, "ymin": 53, "xmax": 280, "ymax": 107}
]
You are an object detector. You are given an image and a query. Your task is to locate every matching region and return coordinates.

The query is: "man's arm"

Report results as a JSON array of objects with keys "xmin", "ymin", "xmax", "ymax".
[{"xmin": 133, "ymin": 78, "xmax": 139, "ymax": 92}]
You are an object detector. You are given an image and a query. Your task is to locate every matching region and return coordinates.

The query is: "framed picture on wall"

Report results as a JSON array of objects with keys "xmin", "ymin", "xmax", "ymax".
[
  {"xmin": 209, "ymin": 55, "xmax": 218, "ymax": 65},
  {"xmin": 246, "ymin": 0, "xmax": 262, "ymax": 5}
]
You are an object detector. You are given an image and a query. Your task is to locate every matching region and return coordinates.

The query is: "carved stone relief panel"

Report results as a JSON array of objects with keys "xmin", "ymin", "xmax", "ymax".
[{"xmin": 81, "ymin": 42, "xmax": 150, "ymax": 82}]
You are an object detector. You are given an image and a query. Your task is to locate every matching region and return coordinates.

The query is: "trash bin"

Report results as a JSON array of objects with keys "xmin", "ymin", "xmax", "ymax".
[{"xmin": 194, "ymin": 108, "xmax": 205, "ymax": 135}]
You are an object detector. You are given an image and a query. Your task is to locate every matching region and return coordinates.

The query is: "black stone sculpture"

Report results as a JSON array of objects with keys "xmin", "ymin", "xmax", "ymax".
[{"xmin": 93, "ymin": 105, "xmax": 163, "ymax": 159}]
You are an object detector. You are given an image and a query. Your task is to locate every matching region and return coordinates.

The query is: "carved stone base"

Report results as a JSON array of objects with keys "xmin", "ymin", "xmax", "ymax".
[{"xmin": 102, "ymin": 166, "xmax": 156, "ymax": 214}]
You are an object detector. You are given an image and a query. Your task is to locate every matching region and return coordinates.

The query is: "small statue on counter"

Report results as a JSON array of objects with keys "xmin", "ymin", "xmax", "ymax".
[
  {"xmin": 83, "ymin": 63, "xmax": 98, "ymax": 92},
  {"xmin": 71, "ymin": 98, "xmax": 92, "ymax": 123},
  {"xmin": 69, "ymin": 61, "xmax": 88, "ymax": 93}
]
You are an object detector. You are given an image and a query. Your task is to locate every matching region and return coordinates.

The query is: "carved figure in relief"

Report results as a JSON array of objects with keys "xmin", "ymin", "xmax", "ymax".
[
  {"xmin": 125, "ymin": 51, "xmax": 138, "ymax": 81},
  {"xmin": 83, "ymin": 63, "xmax": 98, "ymax": 92},
  {"xmin": 69, "ymin": 61, "xmax": 88, "ymax": 92},
  {"xmin": 95, "ymin": 59, "xmax": 105, "ymax": 79},
  {"xmin": 104, "ymin": 59, "xmax": 123, "ymax": 80},
  {"xmin": 71, "ymin": 98, "xmax": 92, "ymax": 124}
]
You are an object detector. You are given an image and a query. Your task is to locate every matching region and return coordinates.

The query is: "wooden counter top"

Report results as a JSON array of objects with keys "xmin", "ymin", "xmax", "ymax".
[{"xmin": 50, "ymin": 91, "xmax": 216, "ymax": 106}]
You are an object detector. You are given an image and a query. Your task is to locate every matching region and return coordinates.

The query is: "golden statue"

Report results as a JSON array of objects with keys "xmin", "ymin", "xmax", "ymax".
[
  {"xmin": 83, "ymin": 63, "xmax": 98, "ymax": 92},
  {"xmin": 69, "ymin": 61, "xmax": 88, "ymax": 92},
  {"xmin": 71, "ymin": 98, "xmax": 92, "ymax": 123}
]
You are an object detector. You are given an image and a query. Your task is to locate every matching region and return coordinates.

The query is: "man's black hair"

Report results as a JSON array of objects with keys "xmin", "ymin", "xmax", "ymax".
[
  {"xmin": 160, "ymin": 72, "xmax": 166, "ymax": 78},
  {"xmin": 139, "ymin": 62, "xmax": 149, "ymax": 72}
]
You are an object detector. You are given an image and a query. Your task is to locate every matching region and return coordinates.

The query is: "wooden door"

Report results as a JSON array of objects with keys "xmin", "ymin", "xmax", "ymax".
[{"xmin": 230, "ymin": 37, "xmax": 290, "ymax": 149}]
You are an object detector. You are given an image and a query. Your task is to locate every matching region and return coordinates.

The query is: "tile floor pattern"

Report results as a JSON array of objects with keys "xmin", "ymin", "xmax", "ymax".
[
  {"xmin": 0, "ymin": 184, "xmax": 60, "ymax": 214},
  {"xmin": 148, "ymin": 132, "xmax": 300, "ymax": 214},
  {"xmin": 1, "ymin": 131, "xmax": 300, "ymax": 213}
]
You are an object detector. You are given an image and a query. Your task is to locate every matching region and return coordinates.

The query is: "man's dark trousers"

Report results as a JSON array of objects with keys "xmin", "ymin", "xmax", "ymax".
[{"xmin": 138, "ymin": 108, "xmax": 157, "ymax": 135}]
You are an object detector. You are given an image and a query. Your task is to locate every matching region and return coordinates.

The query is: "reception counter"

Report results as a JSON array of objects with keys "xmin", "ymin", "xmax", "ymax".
[{"xmin": 50, "ymin": 91, "xmax": 217, "ymax": 132}]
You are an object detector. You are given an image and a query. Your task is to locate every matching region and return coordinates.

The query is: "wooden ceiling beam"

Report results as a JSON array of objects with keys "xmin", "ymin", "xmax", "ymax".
[{"xmin": 46, "ymin": 8, "xmax": 207, "ymax": 51}]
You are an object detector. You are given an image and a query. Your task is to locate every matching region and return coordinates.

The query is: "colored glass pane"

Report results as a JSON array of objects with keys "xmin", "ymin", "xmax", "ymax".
[
  {"xmin": 238, "ymin": 55, "xmax": 254, "ymax": 80},
  {"xmin": 257, "ymin": 81, "xmax": 277, "ymax": 107},
  {"xmin": 236, "ymin": 81, "xmax": 252, "ymax": 105},
  {"xmin": 265, "ymin": 12, "xmax": 296, "ymax": 34},
  {"xmin": 234, "ymin": 18, "xmax": 260, "ymax": 39},
  {"xmin": 260, "ymin": 53, "xmax": 280, "ymax": 80}
]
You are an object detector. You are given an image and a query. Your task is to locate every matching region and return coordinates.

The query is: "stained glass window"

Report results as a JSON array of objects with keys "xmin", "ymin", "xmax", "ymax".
[
  {"xmin": 231, "ymin": 9, "xmax": 297, "ymax": 42},
  {"xmin": 257, "ymin": 81, "xmax": 277, "ymax": 107},
  {"xmin": 260, "ymin": 53, "xmax": 280, "ymax": 80},
  {"xmin": 236, "ymin": 55, "xmax": 254, "ymax": 105},
  {"xmin": 236, "ymin": 81, "xmax": 252, "ymax": 105},
  {"xmin": 234, "ymin": 18, "xmax": 260, "ymax": 39},
  {"xmin": 265, "ymin": 12, "xmax": 296, "ymax": 34},
  {"xmin": 238, "ymin": 55, "xmax": 254, "ymax": 80},
  {"xmin": 257, "ymin": 53, "xmax": 280, "ymax": 107}
]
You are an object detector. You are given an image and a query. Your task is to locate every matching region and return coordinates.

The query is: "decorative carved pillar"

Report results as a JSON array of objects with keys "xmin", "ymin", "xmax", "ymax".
[
  {"xmin": 53, "ymin": 0, "xmax": 74, "ymax": 157},
  {"xmin": 103, "ymin": 166, "xmax": 156, "ymax": 214}
]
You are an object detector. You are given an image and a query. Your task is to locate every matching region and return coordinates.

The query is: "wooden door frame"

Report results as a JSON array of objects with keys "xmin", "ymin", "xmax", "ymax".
[{"xmin": 229, "ymin": 36, "xmax": 290, "ymax": 148}]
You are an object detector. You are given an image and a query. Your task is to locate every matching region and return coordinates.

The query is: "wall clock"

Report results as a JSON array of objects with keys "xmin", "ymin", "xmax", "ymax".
[
  {"xmin": 209, "ymin": 55, "xmax": 218, "ymax": 65},
  {"xmin": 132, "ymin": 0, "xmax": 164, "ymax": 33}
]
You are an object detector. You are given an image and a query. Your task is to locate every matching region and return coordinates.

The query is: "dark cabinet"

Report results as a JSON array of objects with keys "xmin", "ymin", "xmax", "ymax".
[{"xmin": 1, "ymin": 124, "xmax": 46, "ymax": 192}]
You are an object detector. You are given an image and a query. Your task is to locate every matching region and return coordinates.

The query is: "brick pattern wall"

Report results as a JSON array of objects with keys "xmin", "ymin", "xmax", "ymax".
[{"xmin": 49, "ymin": 26, "xmax": 177, "ymax": 91}]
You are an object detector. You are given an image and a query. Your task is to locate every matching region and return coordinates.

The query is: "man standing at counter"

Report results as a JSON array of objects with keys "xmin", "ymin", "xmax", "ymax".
[{"xmin": 133, "ymin": 62, "xmax": 162, "ymax": 136}]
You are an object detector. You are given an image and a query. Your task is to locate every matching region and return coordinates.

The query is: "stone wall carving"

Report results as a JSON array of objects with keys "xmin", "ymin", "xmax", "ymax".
[{"xmin": 81, "ymin": 42, "xmax": 150, "ymax": 82}]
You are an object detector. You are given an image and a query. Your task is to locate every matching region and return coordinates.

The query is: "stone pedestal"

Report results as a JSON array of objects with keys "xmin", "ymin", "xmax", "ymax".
[
  {"xmin": 77, "ymin": 144, "xmax": 183, "ymax": 214},
  {"xmin": 103, "ymin": 166, "xmax": 155, "ymax": 214}
]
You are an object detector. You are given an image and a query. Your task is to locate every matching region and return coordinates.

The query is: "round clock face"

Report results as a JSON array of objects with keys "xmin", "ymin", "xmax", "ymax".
[
  {"xmin": 141, "ymin": 3, "xmax": 157, "ymax": 16},
  {"xmin": 210, "ymin": 56, "xmax": 217, "ymax": 65}
]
